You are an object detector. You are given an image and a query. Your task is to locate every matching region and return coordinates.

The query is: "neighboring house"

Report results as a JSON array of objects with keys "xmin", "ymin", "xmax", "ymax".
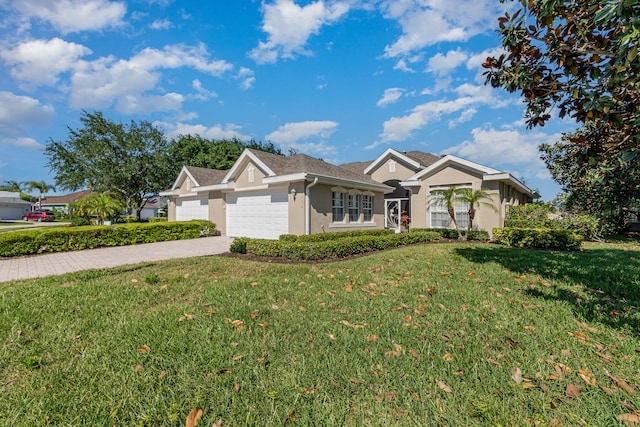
[
  {"xmin": 0, "ymin": 191, "xmax": 32, "ymax": 220},
  {"xmin": 40, "ymin": 190, "xmax": 92, "ymax": 212},
  {"xmin": 139, "ymin": 197, "xmax": 167, "ymax": 220},
  {"xmin": 161, "ymin": 148, "xmax": 537, "ymax": 239}
]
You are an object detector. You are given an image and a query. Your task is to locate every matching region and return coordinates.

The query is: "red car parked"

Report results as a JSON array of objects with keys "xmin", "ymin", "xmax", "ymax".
[{"xmin": 22, "ymin": 210, "xmax": 56, "ymax": 222}]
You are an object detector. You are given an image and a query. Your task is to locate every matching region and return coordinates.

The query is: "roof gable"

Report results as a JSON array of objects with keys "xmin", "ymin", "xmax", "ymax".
[
  {"xmin": 408, "ymin": 154, "xmax": 501, "ymax": 181},
  {"xmin": 364, "ymin": 148, "xmax": 424, "ymax": 175},
  {"xmin": 222, "ymin": 149, "xmax": 278, "ymax": 183}
]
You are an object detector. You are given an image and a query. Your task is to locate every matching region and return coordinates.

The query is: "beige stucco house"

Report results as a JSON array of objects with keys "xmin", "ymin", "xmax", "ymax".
[{"xmin": 161, "ymin": 148, "xmax": 537, "ymax": 239}]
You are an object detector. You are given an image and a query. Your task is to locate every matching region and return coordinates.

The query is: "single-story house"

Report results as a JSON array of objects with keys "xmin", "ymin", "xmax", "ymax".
[
  {"xmin": 0, "ymin": 191, "xmax": 32, "ymax": 220},
  {"xmin": 40, "ymin": 190, "xmax": 92, "ymax": 212},
  {"xmin": 161, "ymin": 148, "xmax": 537, "ymax": 239}
]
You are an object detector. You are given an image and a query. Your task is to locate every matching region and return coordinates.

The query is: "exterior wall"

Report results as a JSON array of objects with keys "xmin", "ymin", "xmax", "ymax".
[
  {"xmin": 369, "ymin": 157, "xmax": 417, "ymax": 183},
  {"xmin": 288, "ymin": 181, "xmax": 306, "ymax": 236},
  {"xmin": 234, "ymin": 161, "xmax": 266, "ymax": 188},
  {"xmin": 308, "ymin": 183, "xmax": 385, "ymax": 234},
  {"xmin": 208, "ymin": 191, "xmax": 225, "ymax": 235},
  {"xmin": 167, "ymin": 199, "xmax": 176, "ymax": 221}
]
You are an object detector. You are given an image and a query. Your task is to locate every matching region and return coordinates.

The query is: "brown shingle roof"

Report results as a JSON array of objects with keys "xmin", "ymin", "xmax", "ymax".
[
  {"xmin": 249, "ymin": 150, "xmax": 386, "ymax": 187},
  {"xmin": 184, "ymin": 166, "xmax": 227, "ymax": 186},
  {"xmin": 403, "ymin": 151, "xmax": 441, "ymax": 167},
  {"xmin": 41, "ymin": 190, "xmax": 92, "ymax": 205}
]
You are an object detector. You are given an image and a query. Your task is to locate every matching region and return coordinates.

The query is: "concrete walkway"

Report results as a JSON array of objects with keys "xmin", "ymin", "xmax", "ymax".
[{"xmin": 0, "ymin": 236, "xmax": 233, "ymax": 283}]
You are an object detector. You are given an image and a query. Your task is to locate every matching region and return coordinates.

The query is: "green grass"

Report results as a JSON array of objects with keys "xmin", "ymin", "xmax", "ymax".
[{"xmin": 1, "ymin": 242, "xmax": 639, "ymax": 426}]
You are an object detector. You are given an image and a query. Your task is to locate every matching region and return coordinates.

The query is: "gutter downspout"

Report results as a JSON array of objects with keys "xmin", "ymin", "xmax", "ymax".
[{"xmin": 305, "ymin": 177, "xmax": 319, "ymax": 235}]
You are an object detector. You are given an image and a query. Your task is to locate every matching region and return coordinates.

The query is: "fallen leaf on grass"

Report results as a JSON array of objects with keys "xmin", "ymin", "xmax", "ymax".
[
  {"xmin": 617, "ymin": 413, "xmax": 640, "ymax": 426},
  {"xmin": 606, "ymin": 371, "xmax": 635, "ymax": 394},
  {"xmin": 375, "ymin": 392, "xmax": 396, "ymax": 402},
  {"xmin": 365, "ymin": 334, "xmax": 377, "ymax": 342},
  {"xmin": 137, "ymin": 345, "xmax": 151, "ymax": 353},
  {"xmin": 134, "ymin": 365, "xmax": 144, "ymax": 372},
  {"xmin": 4, "ymin": 378, "xmax": 18, "ymax": 387},
  {"xmin": 350, "ymin": 378, "xmax": 361, "ymax": 384},
  {"xmin": 437, "ymin": 381, "xmax": 452, "ymax": 393},
  {"xmin": 511, "ymin": 367, "xmax": 523, "ymax": 384},
  {"xmin": 443, "ymin": 353, "xmax": 454, "ymax": 362},
  {"xmin": 234, "ymin": 383, "xmax": 240, "ymax": 393},
  {"xmin": 178, "ymin": 313, "xmax": 193, "ymax": 322},
  {"xmin": 409, "ymin": 350, "xmax": 420, "ymax": 358},
  {"xmin": 327, "ymin": 334, "xmax": 336, "ymax": 341},
  {"xmin": 578, "ymin": 369, "xmax": 597, "ymax": 386},
  {"xmin": 185, "ymin": 407, "xmax": 203, "ymax": 427},
  {"xmin": 565, "ymin": 384, "xmax": 581, "ymax": 398},
  {"xmin": 212, "ymin": 420, "xmax": 223, "ymax": 427}
]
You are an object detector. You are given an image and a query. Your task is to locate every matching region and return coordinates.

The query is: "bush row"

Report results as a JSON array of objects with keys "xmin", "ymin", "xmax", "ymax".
[
  {"xmin": 231, "ymin": 230, "xmax": 442, "ymax": 260},
  {"xmin": 0, "ymin": 220, "xmax": 215, "ymax": 257},
  {"xmin": 409, "ymin": 228, "xmax": 491, "ymax": 241},
  {"xmin": 492, "ymin": 227, "xmax": 583, "ymax": 251},
  {"xmin": 278, "ymin": 228, "xmax": 394, "ymax": 242},
  {"xmin": 505, "ymin": 205, "xmax": 601, "ymax": 241}
]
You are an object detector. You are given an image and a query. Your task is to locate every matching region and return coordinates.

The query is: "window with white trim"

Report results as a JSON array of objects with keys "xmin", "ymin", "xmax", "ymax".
[
  {"xmin": 362, "ymin": 194, "xmax": 373, "ymax": 222},
  {"xmin": 332, "ymin": 191, "xmax": 345, "ymax": 222},
  {"xmin": 348, "ymin": 194, "xmax": 360, "ymax": 222},
  {"xmin": 429, "ymin": 188, "xmax": 470, "ymax": 229},
  {"xmin": 388, "ymin": 160, "xmax": 396, "ymax": 173},
  {"xmin": 247, "ymin": 166, "xmax": 255, "ymax": 183}
]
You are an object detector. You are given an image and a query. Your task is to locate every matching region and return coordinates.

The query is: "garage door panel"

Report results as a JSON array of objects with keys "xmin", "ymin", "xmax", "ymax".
[
  {"xmin": 176, "ymin": 196, "xmax": 208, "ymax": 221},
  {"xmin": 227, "ymin": 190, "xmax": 288, "ymax": 239}
]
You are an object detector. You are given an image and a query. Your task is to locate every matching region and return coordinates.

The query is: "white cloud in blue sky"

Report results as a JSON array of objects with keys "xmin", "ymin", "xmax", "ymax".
[{"xmin": 0, "ymin": 0, "xmax": 575, "ymax": 199}]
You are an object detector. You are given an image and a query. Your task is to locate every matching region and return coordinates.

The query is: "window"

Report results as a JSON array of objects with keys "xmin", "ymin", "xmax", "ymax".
[
  {"xmin": 388, "ymin": 160, "xmax": 396, "ymax": 173},
  {"xmin": 332, "ymin": 191, "xmax": 345, "ymax": 222},
  {"xmin": 348, "ymin": 194, "xmax": 360, "ymax": 222},
  {"xmin": 247, "ymin": 166, "xmax": 255, "ymax": 183},
  {"xmin": 362, "ymin": 195, "xmax": 373, "ymax": 222},
  {"xmin": 430, "ymin": 189, "xmax": 470, "ymax": 229}
]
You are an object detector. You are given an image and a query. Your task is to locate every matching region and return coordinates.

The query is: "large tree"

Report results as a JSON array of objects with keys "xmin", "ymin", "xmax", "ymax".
[
  {"xmin": 45, "ymin": 111, "xmax": 174, "ymax": 219},
  {"xmin": 168, "ymin": 134, "xmax": 282, "ymax": 176},
  {"xmin": 483, "ymin": 0, "xmax": 639, "ymax": 226}
]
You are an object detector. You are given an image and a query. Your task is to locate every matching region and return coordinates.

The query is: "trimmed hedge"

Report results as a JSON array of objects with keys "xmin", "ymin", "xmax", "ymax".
[
  {"xmin": 410, "ymin": 228, "xmax": 491, "ymax": 241},
  {"xmin": 492, "ymin": 227, "xmax": 583, "ymax": 251},
  {"xmin": 233, "ymin": 230, "xmax": 442, "ymax": 260},
  {"xmin": 279, "ymin": 228, "xmax": 395, "ymax": 243},
  {"xmin": 0, "ymin": 220, "xmax": 215, "ymax": 257}
]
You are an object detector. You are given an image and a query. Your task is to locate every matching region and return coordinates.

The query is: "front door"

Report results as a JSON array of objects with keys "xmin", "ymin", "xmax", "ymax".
[{"xmin": 385, "ymin": 198, "xmax": 408, "ymax": 232}]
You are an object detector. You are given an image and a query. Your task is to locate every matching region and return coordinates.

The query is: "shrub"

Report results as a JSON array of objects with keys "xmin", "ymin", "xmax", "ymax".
[
  {"xmin": 244, "ymin": 230, "xmax": 441, "ymax": 260},
  {"xmin": 409, "ymin": 228, "xmax": 490, "ymax": 241},
  {"xmin": 492, "ymin": 227, "xmax": 583, "ymax": 251},
  {"xmin": 556, "ymin": 213, "xmax": 601, "ymax": 241},
  {"xmin": 504, "ymin": 204, "xmax": 554, "ymax": 228},
  {"xmin": 0, "ymin": 220, "xmax": 215, "ymax": 257},
  {"xmin": 70, "ymin": 217, "xmax": 90, "ymax": 226},
  {"xmin": 148, "ymin": 217, "xmax": 168, "ymax": 223},
  {"xmin": 229, "ymin": 237, "xmax": 249, "ymax": 254}
]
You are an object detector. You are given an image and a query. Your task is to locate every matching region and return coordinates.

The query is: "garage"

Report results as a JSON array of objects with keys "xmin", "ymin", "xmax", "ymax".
[
  {"xmin": 226, "ymin": 189, "xmax": 288, "ymax": 239},
  {"xmin": 175, "ymin": 196, "xmax": 208, "ymax": 221}
]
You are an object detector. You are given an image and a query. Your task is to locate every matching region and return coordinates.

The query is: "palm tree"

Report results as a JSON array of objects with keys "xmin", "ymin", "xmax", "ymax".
[
  {"xmin": 82, "ymin": 193, "xmax": 124, "ymax": 225},
  {"xmin": 431, "ymin": 186, "xmax": 463, "ymax": 238},
  {"xmin": 23, "ymin": 180, "xmax": 56, "ymax": 210},
  {"xmin": 455, "ymin": 188, "xmax": 497, "ymax": 239},
  {"xmin": 0, "ymin": 180, "xmax": 22, "ymax": 192}
]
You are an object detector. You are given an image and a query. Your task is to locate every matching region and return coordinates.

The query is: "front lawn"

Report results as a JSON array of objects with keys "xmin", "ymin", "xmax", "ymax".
[{"xmin": 1, "ymin": 242, "xmax": 638, "ymax": 426}]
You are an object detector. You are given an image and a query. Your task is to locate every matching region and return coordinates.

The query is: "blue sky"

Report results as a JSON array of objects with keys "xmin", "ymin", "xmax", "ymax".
[{"xmin": 0, "ymin": 0, "xmax": 575, "ymax": 200}]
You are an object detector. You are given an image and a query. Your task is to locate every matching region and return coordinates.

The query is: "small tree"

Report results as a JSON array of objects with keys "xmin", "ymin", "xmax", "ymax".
[
  {"xmin": 455, "ymin": 188, "xmax": 497, "ymax": 239},
  {"xmin": 23, "ymin": 180, "xmax": 55, "ymax": 210},
  {"xmin": 430, "ymin": 186, "xmax": 463, "ymax": 239},
  {"xmin": 72, "ymin": 193, "xmax": 124, "ymax": 225}
]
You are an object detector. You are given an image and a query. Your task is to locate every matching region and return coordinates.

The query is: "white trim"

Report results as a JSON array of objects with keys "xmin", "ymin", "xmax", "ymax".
[
  {"xmin": 331, "ymin": 186, "xmax": 347, "ymax": 192},
  {"xmin": 408, "ymin": 154, "xmax": 501, "ymax": 181},
  {"xmin": 329, "ymin": 222, "xmax": 377, "ymax": 229},
  {"xmin": 229, "ymin": 184, "xmax": 269, "ymax": 192},
  {"xmin": 159, "ymin": 189, "xmax": 179, "ymax": 196},
  {"xmin": 483, "ymin": 173, "xmax": 536, "ymax": 197},
  {"xmin": 263, "ymin": 173, "xmax": 307, "ymax": 184},
  {"xmin": 192, "ymin": 182, "xmax": 235, "ymax": 192},
  {"xmin": 222, "ymin": 149, "xmax": 276, "ymax": 184},
  {"xmin": 169, "ymin": 166, "xmax": 199, "ymax": 191},
  {"xmin": 364, "ymin": 148, "xmax": 421, "ymax": 175},
  {"xmin": 399, "ymin": 180, "xmax": 421, "ymax": 187}
]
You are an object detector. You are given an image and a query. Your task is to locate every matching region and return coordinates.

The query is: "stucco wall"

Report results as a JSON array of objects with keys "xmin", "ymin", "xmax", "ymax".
[
  {"xmin": 369, "ymin": 158, "xmax": 417, "ymax": 183},
  {"xmin": 234, "ymin": 161, "xmax": 266, "ymax": 188},
  {"xmin": 209, "ymin": 191, "xmax": 225, "ymax": 235},
  {"xmin": 308, "ymin": 183, "xmax": 385, "ymax": 234},
  {"xmin": 288, "ymin": 181, "xmax": 306, "ymax": 235}
]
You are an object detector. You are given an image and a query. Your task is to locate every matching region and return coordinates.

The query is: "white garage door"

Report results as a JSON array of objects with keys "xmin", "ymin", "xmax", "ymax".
[
  {"xmin": 226, "ymin": 189, "xmax": 288, "ymax": 239},
  {"xmin": 176, "ymin": 196, "xmax": 208, "ymax": 221}
]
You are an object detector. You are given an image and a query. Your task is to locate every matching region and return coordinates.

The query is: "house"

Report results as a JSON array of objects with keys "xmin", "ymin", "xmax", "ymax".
[
  {"xmin": 0, "ymin": 191, "xmax": 32, "ymax": 220},
  {"xmin": 161, "ymin": 148, "xmax": 537, "ymax": 239},
  {"xmin": 40, "ymin": 190, "xmax": 92, "ymax": 212}
]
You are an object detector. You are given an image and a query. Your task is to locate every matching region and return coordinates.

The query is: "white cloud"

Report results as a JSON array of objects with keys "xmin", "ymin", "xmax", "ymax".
[
  {"xmin": 235, "ymin": 67, "xmax": 255, "ymax": 90},
  {"xmin": 427, "ymin": 49, "xmax": 468, "ymax": 76},
  {"xmin": 116, "ymin": 93, "xmax": 184, "ymax": 114},
  {"xmin": 266, "ymin": 120, "xmax": 339, "ymax": 144},
  {"xmin": 191, "ymin": 79, "xmax": 217, "ymax": 101},
  {"xmin": 68, "ymin": 44, "xmax": 234, "ymax": 112},
  {"xmin": 0, "ymin": 137, "xmax": 44, "ymax": 150},
  {"xmin": 5, "ymin": 0, "xmax": 126, "ymax": 33},
  {"xmin": 149, "ymin": 18, "xmax": 173, "ymax": 30},
  {"xmin": 250, "ymin": 0, "xmax": 350, "ymax": 63},
  {"xmin": 158, "ymin": 121, "xmax": 251, "ymax": 141},
  {"xmin": 381, "ymin": 0, "xmax": 507, "ymax": 58},
  {"xmin": 443, "ymin": 127, "xmax": 562, "ymax": 179},
  {"xmin": 0, "ymin": 38, "xmax": 92, "ymax": 87},
  {"xmin": 377, "ymin": 88, "xmax": 404, "ymax": 107},
  {"xmin": 0, "ymin": 92, "xmax": 55, "ymax": 136}
]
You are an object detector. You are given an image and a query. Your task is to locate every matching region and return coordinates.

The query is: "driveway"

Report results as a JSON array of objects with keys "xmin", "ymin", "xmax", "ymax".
[{"xmin": 0, "ymin": 236, "xmax": 233, "ymax": 283}]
